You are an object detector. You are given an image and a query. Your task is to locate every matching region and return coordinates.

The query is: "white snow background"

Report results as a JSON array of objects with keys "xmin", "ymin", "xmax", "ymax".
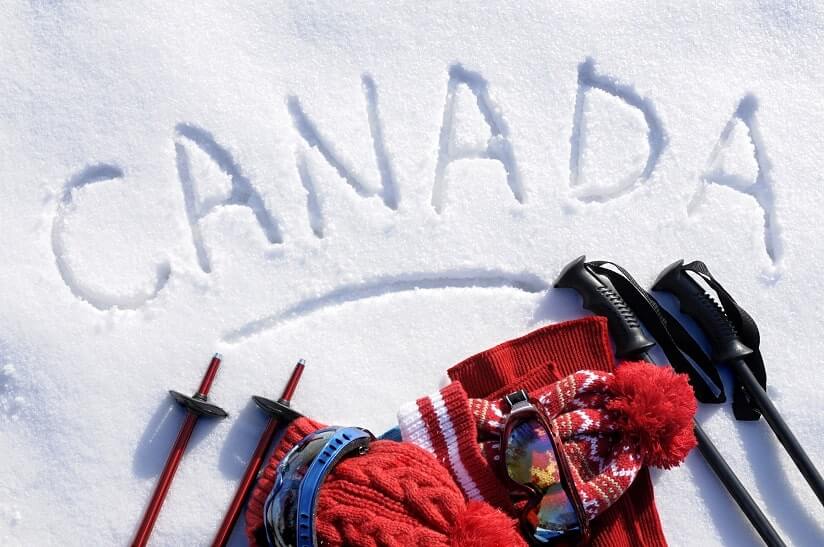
[{"xmin": 1, "ymin": 1, "xmax": 823, "ymax": 545}]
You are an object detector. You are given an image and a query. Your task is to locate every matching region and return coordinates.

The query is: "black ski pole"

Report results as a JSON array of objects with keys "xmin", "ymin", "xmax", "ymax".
[
  {"xmin": 654, "ymin": 260, "xmax": 824, "ymax": 507},
  {"xmin": 555, "ymin": 257, "xmax": 786, "ymax": 547}
]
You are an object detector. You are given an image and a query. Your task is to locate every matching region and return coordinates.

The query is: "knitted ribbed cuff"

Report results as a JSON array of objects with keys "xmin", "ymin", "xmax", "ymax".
[
  {"xmin": 398, "ymin": 382, "xmax": 512, "ymax": 510},
  {"xmin": 448, "ymin": 316, "xmax": 615, "ymax": 398}
]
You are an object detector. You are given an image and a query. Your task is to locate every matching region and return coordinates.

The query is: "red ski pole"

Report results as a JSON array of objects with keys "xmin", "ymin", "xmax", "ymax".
[
  {"xmin": 211, "ymin": 359, "xmax": 305, "ymax": 547},
  {"xmin": 132, "ymin": 354, "xmax": 228, "ymax": 547}
]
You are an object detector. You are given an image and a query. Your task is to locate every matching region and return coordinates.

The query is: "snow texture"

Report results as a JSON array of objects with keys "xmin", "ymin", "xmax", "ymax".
[{"xmin": 1, "ymin": 1, "xmax": 823, "ymax": 545}]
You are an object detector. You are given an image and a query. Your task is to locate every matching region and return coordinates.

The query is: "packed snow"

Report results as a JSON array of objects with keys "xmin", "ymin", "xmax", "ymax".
[{"xmin": 1, "ymin": 2, "xmax": 823, "ymax": 545}]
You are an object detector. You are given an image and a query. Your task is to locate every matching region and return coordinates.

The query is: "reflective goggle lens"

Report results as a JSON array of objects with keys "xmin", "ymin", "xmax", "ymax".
[
  {"xmin": 505, "ymin": 418, "xmax": 559, "ymax": 489},
  {"xmin": 264, "ymin": 428, "xmax": 337, "ymax": 547},
  {"xmin": 505, "ymin": 418, "xmax": 581, "ymax": 542},
  {"xmin": 529, "ymin": 484, "xmax": 580, "ymax": 540}
]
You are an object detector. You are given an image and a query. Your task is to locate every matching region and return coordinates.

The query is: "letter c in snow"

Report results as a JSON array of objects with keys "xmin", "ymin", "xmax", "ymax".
[{"xmin": 51, "ymin": 164, "xmax": 171, "ymax": 310}]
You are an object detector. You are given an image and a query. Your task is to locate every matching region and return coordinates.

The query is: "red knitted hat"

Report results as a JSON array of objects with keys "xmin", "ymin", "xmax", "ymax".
[
  {"xmin": 398, "ymin": 361, "xmax": 697, "ymax": 522},
  {"xmin": 245, "ymin": 417, "xmax": 526, "ymax": 547}
]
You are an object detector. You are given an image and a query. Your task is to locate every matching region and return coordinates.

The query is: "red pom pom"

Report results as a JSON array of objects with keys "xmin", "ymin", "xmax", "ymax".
[
  {"xmin": 450, "ymin": 501, "xmax": 527, "ymax": 547},
  {"xmin": 607, "ymin": 361, "xmax": 698, "ymax": 469}
]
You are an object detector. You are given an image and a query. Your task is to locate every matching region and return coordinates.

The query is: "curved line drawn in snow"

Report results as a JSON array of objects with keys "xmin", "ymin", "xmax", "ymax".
[
  {"xmin": 690, "ymin": 94, "xmax": 783, "ymax": 277},
  {"xmin": 0, "ymin": 354, "xmax": 24, "ymax": 423},
  {"xmin": 569, "ymin": 58, "xmax": 668, "ymax": 203},
  {"xmin": 221, "ymin": 270, "xmax": 548, "ymax": 343},
  {"xmin": 431, "ymin": 64, "xmax": 523, "ymax": 213},
  {"xmin": 51, "ymin": 164, "xmax": 171, "ymax": 310}
]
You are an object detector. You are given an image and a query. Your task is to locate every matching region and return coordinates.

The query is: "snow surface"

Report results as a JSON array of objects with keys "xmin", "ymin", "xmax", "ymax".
[{"xmin": 1, "ymin": 1, "xmax": 823, "ymax": 545}]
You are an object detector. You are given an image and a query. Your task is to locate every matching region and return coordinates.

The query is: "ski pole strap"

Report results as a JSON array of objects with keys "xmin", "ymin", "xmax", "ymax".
[
  {"xmin": 677, "ymin": 261, "xmax": 766, "ymax": 420},
  {"xmin": 586, "ymin": 261, "xmax": 726, "ymax": 405}
]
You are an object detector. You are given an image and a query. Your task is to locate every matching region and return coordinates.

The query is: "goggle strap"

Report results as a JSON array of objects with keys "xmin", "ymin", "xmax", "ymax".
[
  {"xmin": 295, "ymin": 427, "xmax": 373, "ymax": 547},
  {"xmin": 505, "ymin": 389, "xmax": 529, "ymax": 409}
]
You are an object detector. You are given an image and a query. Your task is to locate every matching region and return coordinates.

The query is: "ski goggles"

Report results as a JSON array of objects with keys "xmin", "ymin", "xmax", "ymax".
[
  {"xmin": 263, "ymin": 426, "xmax": 374, "ymax": 547},
  {"xmin": 502, "ymin": 390, "xmax": 590, "ymax": 545}
]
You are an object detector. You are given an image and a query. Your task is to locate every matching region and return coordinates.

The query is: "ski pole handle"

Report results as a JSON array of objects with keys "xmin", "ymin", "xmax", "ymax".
[
  {"xmin": 555, "ymin": 256, "xmax": 654, "ymax": 359},
  {"xmin": 556, "ymin": 258, "xmax": 788, "ymax": 543},
  {"xmin": 652, "ymin": 260, "xmax": 752, "ymax": 363}
]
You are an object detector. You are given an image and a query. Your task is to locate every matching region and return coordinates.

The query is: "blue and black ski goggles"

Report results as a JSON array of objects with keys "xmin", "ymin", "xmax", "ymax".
[{"xmin": 263, "ymin": 426, "xmax": 374, "ymax": 547}]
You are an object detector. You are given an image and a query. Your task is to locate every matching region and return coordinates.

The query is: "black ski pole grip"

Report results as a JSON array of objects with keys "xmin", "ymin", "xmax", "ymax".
[
  {"xmin": 555, "ymin": 256, "xmax": 654, "ymax": 359},
  {"xmin": 652, "ymin": 260, "xmax": 753, "ymax": 363}
]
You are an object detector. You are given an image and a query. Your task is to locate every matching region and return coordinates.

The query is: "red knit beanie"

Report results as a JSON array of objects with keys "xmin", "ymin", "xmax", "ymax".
[
  {"xmin": 399, "ymin": 362, "xmax": 697, "ymax": 522},
  {"xmin": 245, "ymin": 417, "xmax": 525, "ymax": 547}
]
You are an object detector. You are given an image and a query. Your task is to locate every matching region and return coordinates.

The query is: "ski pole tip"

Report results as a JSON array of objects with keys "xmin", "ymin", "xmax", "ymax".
[
  {"xmin": 297, "ymin": 358, "xmax": 306, "ymax": 366},
  {"xmin": 213, "ymin": 352, "xmax": 223, "ymax": 361}
]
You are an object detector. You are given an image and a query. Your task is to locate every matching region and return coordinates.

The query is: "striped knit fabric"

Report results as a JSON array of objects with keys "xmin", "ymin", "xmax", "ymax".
[
  {"xmin": 397, "ymin": 382, "xmax": 513, "ymax": 510},
  {"xmin": 398, "ymin": 369, "xmax": 644, "ymax": 522}
]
